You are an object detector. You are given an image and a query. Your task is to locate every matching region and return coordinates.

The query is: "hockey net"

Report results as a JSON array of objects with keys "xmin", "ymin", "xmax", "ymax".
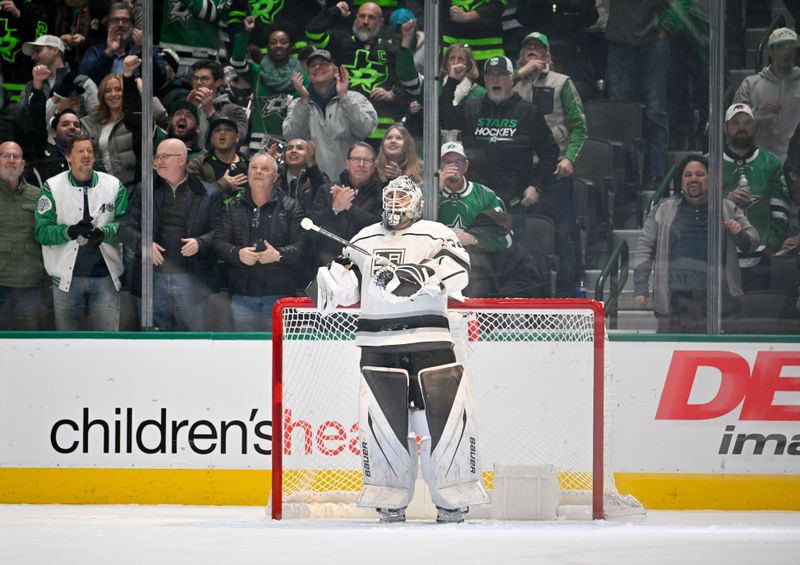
[{"xmin": 270, "ymin": 297, "xmax": 643, "ymax": 520}]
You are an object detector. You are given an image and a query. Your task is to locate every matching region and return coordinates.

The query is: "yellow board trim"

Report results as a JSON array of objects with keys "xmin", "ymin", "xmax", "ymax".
[
  {"xmin": 615, "ymin": 472, "xmax": 800, "ymax": 510},
  {"xmin": 2, "ymin": 468, "xmax": 799, "ymax": 510},
  {"xmin": 0, "ymin": 468, "xmax": 272, "ymax": 506}
]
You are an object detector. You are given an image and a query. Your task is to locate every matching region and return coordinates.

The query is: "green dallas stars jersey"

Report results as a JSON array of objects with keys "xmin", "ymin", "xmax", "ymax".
[
  {"xmin": 159, "ymin": 0, "xmax": 230, "ymax": 62},
  {"xmin": 722, "ymin": 146, "xmax": 791, "ymax": 255},
  {"xmin": 438, "ymin": 180, "xmax": 511, "ymax": 252}
]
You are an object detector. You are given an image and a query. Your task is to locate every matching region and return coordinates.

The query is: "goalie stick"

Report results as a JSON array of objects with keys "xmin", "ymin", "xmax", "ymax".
[{"xmin": 301, "ymin": 218, "xmax": 392, "ymax": 266}]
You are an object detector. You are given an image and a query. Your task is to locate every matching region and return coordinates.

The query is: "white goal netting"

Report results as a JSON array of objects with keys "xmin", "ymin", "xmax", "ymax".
[{"xmin": 271, "ymin": 298, "xmax": 643, "ymax": 520}]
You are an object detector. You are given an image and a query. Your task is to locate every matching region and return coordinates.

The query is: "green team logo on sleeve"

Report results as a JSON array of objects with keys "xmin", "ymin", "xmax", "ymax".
[
  {"xmin": 345, "ymin": 48, "xmax": 388, "ymax": 93},
  {"xmin": 0, "ymin": 18, "xmax": 21, "ymax": 63},
  {"xmin": 251, "ymin": 0, "xmax": 284, "ymax": 24},
  {"xmin": 37, "ymin": 195, "xmax": 53, "ymax": 214}
]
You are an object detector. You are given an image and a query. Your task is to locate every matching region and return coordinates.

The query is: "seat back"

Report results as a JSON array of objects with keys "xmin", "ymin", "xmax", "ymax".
[
  {"xmin": 523, "ymin": 214, "xmax": 558, "ymax": 297},
  {"xmin": 574, "ymin": 137, "xmax": 618, "ymax": 228},
  {"xmin": 584, "ymin": 100, "xmax": 646, "ymax": 189},
  {"xmin": 738, "ymin": 290, "xmax": 789, "ymax": 319},
  {"xmin": 572, "ymin": 177, "xmax": 589, "ymax": 274},
  {"xmin": 770, "ymin": 254, "xmax": 800, "ymax": 294}
]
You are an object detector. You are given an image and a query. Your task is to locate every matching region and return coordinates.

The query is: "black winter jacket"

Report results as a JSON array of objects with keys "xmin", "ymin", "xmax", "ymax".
[
  {"xmin": 213, "ymin": 188, "xmax": 305, "ymax": 297},
  {"xmin": 119, "ymin": 173, "xmax": 224, "ymax": 296}
]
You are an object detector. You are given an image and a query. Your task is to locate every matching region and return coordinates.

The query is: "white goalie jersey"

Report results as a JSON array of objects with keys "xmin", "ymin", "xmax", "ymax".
[{"xmin": 340, "ymin": 219, "xmax": 470, "ymax": 348}]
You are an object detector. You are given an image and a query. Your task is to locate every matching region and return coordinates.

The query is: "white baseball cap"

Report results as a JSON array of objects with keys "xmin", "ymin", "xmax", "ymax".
[
  {"xmin": 22, "ymin": 35, "xmax": 65, "ymax": 56},
  {"xmin": 440, "ymin": 141, "xmax": 466, "ymax": 158},
  {"xmin": 725, "ymin": 103, "xmax": 754, "ymax": 123},
  {"xmin": 768, "ymin": 27, "xmax": 799, "ymax": 48}
]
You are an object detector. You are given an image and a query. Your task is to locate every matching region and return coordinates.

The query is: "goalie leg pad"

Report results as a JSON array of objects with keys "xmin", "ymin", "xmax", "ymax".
[
  {"xmin": 416, "ymin": 363, "xmax": 488, "ymax": 510},
  {"xmin": 357, "ymin": 366, "xmax": 417, "ymax": 509}
]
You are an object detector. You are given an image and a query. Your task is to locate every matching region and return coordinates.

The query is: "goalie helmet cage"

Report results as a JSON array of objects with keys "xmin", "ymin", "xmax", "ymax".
[{"xmin": 272, "ymin": 297, "xmax": 627, "ymax": 521}]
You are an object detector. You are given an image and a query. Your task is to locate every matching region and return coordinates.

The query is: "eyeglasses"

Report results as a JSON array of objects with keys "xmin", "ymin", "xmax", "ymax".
[
  {"xmin": 0, "ymin": 153, "xmax": 23, "ymax": 161},
  {"xmin": 348, "ymin": 156, "xmax": 374, "ymax": 164},
  {"xmin": 441, "ymin": 158, "xmax": 465, "ymax": 166},
  {"xmin": 154, "ymin": 153, "xmax": 182, "ymax": 161},
  {"xmin": 108, "ymin": 17, "xmax": 131, "ymax": 25}
]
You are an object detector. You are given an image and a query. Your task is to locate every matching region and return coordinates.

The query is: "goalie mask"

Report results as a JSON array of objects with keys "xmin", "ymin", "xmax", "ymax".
[{"xmin": 382, "ymin": 175, "xmax": 424, "ymax": 229}]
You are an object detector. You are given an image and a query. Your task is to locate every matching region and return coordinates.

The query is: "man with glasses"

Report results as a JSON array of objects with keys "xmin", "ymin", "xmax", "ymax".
[
  {"xmin": 309, "ymin": 142, "xmax": 383, "ymax": 269},
  {"xmin": 213, "ymin": 152, "xmax": 305, "ymax": 331},
  {"xmin": 187, "ymin": 60, "xmax": 248, "ymax": 150},
  {"xmin": 78, "ymin": 2, "xmax": 167, "ymax": 90},
  {"xmin": 0, "ymin": 142, "xmax": 46, "ymax": 330},
  {"xmin": 120, "ymin": 138, "xmax": 223, "ymax": 331},
  {"xmin": 283, "ymin": 47, "xmax": 377, "ymax": 179},
  {"xmin": 34, "ymin": 134, "xmax": 128, "ymax": 331}
]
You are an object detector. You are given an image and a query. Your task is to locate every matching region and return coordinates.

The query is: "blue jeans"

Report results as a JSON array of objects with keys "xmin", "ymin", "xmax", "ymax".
[
  {"xmin": 230, "ymin": 294, "xmax": 283, "ymax": 332},
  {"xmin": 607, "ymin": 38, "xmax": 670, "ymax": 178},
  {"xmin": 150, "ymin": 271, "xmax": 204, "ymax": 331},
  {"xmin": 53, "ymin": 276, "xmax": 119, "ymax": 331},
  {"xmin": 0, "ymin": 286, "xmax": 41, "ymax": 330}
]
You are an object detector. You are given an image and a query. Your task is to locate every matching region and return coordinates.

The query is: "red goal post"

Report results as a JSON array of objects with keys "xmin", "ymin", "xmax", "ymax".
[{"xmin": 271, "ymin": 297, "xmax": 609, "ymax": 520}]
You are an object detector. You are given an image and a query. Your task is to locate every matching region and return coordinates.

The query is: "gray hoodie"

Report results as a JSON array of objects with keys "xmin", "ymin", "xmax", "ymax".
[{"xmin": 734, "ymin": 66, "xmax": 800, "ymax": 162}]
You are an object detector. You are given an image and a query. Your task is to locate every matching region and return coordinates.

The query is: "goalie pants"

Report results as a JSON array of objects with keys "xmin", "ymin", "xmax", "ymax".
[
  {"xmin": 359, "ymin": 344, "xmax": 456, "ymax": 411},
  {"xmin": 357, "ymin": 344, "xmax": 487, "ymax": 511}
]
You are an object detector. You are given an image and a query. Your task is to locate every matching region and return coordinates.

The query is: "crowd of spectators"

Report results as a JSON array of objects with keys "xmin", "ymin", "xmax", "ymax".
[{"xmin": 0, "ymin": 0, "xmax": 797, "ymax": 332}]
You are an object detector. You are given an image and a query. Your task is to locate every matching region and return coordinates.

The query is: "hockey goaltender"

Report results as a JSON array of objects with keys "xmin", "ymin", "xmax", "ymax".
[{"xmin": 311, "ymin": 175, "xmax": 488, "ymax": 523}]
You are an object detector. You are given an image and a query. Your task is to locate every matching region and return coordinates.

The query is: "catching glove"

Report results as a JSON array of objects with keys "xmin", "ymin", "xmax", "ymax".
[{"xmin": 373, "ymin": 263, "xmax": 443, "ymax": 302}]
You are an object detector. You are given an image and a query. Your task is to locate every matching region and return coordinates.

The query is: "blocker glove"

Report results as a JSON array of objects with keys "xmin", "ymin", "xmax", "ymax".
[
  {"xmin": 373, "ymin": 263, "xmax": 443, "ymax": 302},
  {"xmin": 67, "ymin": 218, "xmax": 94, "ymax": 241}
]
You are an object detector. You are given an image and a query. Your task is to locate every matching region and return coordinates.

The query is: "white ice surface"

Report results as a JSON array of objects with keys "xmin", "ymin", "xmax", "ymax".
[{"xmin": 1, "ymin": 505, "xmax": 799, "ymax": 565}]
